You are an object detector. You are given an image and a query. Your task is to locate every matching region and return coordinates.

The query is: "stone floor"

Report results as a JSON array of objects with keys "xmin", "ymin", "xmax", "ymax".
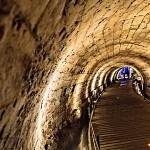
[{"xmin": 92, "ymin": 79, "xmax": 150, "ymax": 150}]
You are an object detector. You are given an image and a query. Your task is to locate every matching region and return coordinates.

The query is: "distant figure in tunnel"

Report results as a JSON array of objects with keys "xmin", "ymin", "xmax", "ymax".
[
  {"xmin": 123, "ymin": 73, "xmax": 125, "ymax": 79},
  {"xmin": 127, "ymin": 72, "xmax": 130, "ymax": 78},
  {"xmin": 126, "ymin": 70, "xmax": 130, "ymax": 79},
  {"xmin": 96, "ymin": 135, "xmax": 100, "ymax": 149}
]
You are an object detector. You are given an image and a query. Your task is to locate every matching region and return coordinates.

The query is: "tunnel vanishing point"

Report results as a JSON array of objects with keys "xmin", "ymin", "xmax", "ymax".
[{"xmin": 0, "ymin": 0, "xmax": 150, "ymax": 149}]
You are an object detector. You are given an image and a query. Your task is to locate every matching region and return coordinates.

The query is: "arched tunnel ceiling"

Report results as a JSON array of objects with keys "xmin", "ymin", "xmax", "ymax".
[
  {"xmin": 1, "ymin": 0, "xmax": 150, "ymax": 149},
  {"xmin": 65, "ymin": 0, "xmax": 150, "ymax": 63},
  {"xmin": 50, "ymin": 0, "xmax": 150, "ymax": 84}
]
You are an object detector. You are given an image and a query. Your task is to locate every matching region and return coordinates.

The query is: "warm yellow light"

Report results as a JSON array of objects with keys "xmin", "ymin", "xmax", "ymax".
[
  {"xmin": 75, "ymin": 109, "xmax": 81, "ymax": 119},
  {"xmin": 148, "ymin": 143, "xmax": 150, "ymax": 147}
]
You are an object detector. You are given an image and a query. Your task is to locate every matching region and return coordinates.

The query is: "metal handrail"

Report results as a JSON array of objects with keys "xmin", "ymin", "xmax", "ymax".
[
  {"xmin": 88, "ymin": 85, "xmax": 108, "ymax": 150},
  {"xmin": 88, "ymin": 103, "xmax": 100, "ymax": 150}
]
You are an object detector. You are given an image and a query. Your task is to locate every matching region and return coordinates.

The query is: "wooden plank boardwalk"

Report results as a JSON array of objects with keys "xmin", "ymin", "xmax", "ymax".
[{"xmin": 92, "ymin": 79, "xmax": 150, "ymax": 150}]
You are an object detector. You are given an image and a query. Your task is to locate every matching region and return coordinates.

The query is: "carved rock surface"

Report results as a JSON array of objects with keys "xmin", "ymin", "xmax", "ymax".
[{"xmin": 0, "ymin": 0, "xmax": 150, "ymax": 149}]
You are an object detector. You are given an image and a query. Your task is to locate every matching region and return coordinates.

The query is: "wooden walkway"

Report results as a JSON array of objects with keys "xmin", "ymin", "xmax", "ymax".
[{"xmin": 92, "ymin": 79, "xmax": 150, "ymax": 150}]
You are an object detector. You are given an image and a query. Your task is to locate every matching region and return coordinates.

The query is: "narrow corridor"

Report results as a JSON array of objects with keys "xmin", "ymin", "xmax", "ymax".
[
  {"xmin": 92, "ymin": 79, "xmax": 150, "ymax": 150},
  {"xmin": 1, "ymin": 1, "xmax": 150, "ymax": 149}
]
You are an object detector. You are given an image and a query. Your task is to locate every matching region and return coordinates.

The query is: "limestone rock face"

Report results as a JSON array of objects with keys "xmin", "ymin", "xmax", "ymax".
[{"xmin": 0, "ymin": 0, "xmax": 150, "ymax": 149}]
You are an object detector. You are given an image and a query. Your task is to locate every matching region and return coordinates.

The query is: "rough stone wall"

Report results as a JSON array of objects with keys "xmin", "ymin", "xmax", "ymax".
[
  {"xmin": 0, "ymin": 0, "xmax": 150, "ymax": 150},
  {"xmin": 0, "ymin": 0, "xmax": 89, "ymax": 149}
]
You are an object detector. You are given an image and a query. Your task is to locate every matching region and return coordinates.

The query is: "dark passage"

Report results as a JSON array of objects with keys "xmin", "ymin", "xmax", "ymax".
[{"xmin": 92, "ymin": 79, "xmax": 150, "ymax": 150}]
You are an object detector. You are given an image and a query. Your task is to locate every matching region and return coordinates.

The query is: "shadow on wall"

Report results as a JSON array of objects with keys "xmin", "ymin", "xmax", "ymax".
[
  {"xmin": 45, "ymin": 108, "xmax": 89, "ymax": 150},
  {"xmin": 59, "ymin": 115, "xmax": 88, "ymax": 150}
]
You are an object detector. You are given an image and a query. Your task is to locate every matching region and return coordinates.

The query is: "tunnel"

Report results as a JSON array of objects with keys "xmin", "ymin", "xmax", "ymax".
[{"xmin": 0, "ymin": 0, "xmax": 150, "ymax": 149}]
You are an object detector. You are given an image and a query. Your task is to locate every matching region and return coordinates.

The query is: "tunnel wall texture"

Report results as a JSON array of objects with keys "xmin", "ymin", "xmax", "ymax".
[{"xmin": 0, "ymin": 0, "xmax": 150, "ymax": 149}]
